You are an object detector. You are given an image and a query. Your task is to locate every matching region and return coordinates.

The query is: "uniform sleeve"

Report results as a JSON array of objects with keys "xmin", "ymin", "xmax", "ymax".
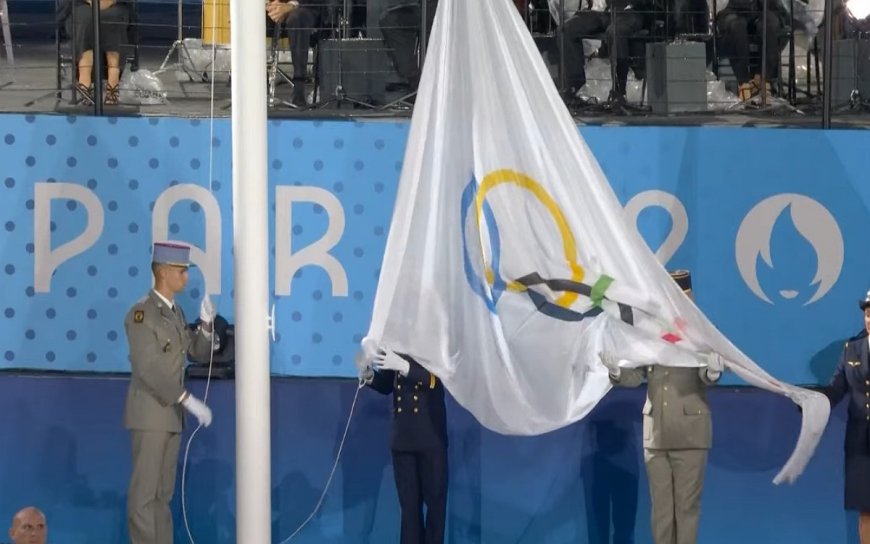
[
  {"xmin": 611, "ymin": 366, "xmax": 646, "ymax": 388},
  {"xmin": 820, "ymin": 344, "xmax": 850, "ymax": 408},
  {"xmin": 699, "ymin": 367, "xmax": 721, "ymax": 385},
  {"xmin": 188, "ymin": 324, "xmax": 215, "ymax": 362},
  {"xmin": 125, "ymin": 306, "xmax": 185, "ymax": 406},
  {"xmin": 178, "ymin": 306, "xmax": 216, "ymax": 362},
  {"xmin": 367, "ymin": 369, "xmax": 395, "ymax": 395}
]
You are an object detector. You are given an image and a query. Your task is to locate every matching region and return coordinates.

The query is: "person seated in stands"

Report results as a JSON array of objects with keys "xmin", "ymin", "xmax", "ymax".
[
  {"xmin": 668, "ymin": 0, "xmax": 710, "ymax": 35},
  {"xmin": 8, "ymin": 506, "xmax": 47, "ymax": 544},
  {"xmin": 379, "ymin": 0, "xmax": 439, "ymax": 93},
  {"xmin": 716, "ymin": 0, "xmax": 788, "ymax": 102},
  {"xmin": 558, "ymin": 0, "xmax": 659, "ymax": 104},
  {"xmin": 58, "ymin": 0, "xmax": 132, "ymax": 105},
  {"xmin": 266, "ymin": 0, "xmax": 321, "ymax": 107}
]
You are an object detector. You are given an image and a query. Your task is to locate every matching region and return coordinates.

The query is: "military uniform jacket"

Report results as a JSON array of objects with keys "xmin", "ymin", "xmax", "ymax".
[
  {"xmin": 822, "ymin": 334, "xmax": 870, "ymax": 456},
  {"xmin": 613, "ymin": 365, "xmax": 718, "ymax": 450},
  {"xmin": 368, "ymin": 355, "xmax": 448, "ymax": 452},
  {"xmin": 123, "ymin": 291, "xmax": 213, "ymax": 433}
]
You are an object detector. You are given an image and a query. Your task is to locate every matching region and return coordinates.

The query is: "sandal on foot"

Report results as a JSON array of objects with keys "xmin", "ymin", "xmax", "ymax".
[
  {"xmin": 105, "ymin": 83, "xmax": 120, "ymax": 105},
  {"xmin": 75, "ymin": 82, "xmax": 94, "ymax": 105}
]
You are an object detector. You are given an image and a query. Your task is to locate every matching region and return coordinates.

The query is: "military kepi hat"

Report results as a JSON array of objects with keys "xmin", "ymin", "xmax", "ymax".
[
  {"xmin": 860, "ymin": 291, "xmax": 870, "ymax": 311},
  {"xmin": 152, "ymin": 242, "xmax": 191, "ymax": 268},
  {"xmin": 670, "ymin": 269, "xmax": 692, "ymax": 293}
]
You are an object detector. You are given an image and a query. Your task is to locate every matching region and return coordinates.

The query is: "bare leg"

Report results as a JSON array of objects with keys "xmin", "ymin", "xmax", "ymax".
[
  {"xmin": 106, "ymin": 51, "xmax": 121, "ymax": 87},
  {"xmin": 78, "ymin": 50, "xmax": 94, "ymax": 88},
  {"xmin": 859, "ymin": 512, "xmax": 870, "ymax": 544}
]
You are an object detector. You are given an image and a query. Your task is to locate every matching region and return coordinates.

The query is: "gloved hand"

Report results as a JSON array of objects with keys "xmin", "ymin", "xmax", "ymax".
[
  {"xmin": 182, "ymin": 394, "xmax": 213, "ymax": 427},
  {"xmin": 354, "ymin": 349, "xmax": 374, "ymax": 384},
  {"xmin": 199, "ymin": 296, "xmax": 216, "ymax": 325},
  {"xmin": 706, "ymin": 352, "xmax": 725, "ymax": 374},
  {"xmin": 598, "ymin": 351, "xmax": 621, "ymax": 377},
  {"xmin": 374, "ymin": 348, "xmax": 410, "ymax": 376}
]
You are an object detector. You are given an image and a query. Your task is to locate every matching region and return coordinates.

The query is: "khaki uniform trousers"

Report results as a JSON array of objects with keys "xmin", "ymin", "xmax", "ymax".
[
  {"xmin": 644, "ymin": 448, "xmax": 708, "ymax": 544},
  {"xmin": 127, "ymin": 430, "xmax": 181, "ymax": 544}
]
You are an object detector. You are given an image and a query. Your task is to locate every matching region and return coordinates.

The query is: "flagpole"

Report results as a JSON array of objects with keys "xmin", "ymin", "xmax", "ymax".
[
  {"xmin": 230, "ymin": 0, "xmax": 271, "ymax": 539},
  {"xmin": 558, "ymin": 0, "xmax": 566, "ymax": 92}
]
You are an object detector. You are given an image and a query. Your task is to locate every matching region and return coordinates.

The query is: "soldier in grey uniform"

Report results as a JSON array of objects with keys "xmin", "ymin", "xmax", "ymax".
[
  {"xmin": 599, "ymin": 270, "xmax": 724, "ymax": 544},
  {"xmin": 124, "ymin": 242, "xmax": 217, "ymax": 544}
]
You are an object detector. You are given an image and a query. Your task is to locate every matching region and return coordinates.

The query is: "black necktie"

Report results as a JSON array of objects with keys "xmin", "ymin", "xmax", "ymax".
[{"xmin": 171, "ymin": 304, "xmax": 183, "ymax": 327}]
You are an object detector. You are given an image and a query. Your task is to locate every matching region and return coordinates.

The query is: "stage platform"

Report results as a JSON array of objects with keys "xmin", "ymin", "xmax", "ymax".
[{"xmin": 0, "ymin": 371, "xmax": 857, "ymax": 544}]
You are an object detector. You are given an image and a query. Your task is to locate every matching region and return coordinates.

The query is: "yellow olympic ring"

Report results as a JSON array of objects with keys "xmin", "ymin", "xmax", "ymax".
[{"xmin": 474, "ymin": 169, "xmax": 584, "ymax": 308}]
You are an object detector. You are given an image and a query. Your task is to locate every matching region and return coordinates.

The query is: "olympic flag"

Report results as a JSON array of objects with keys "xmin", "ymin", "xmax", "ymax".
[{"xmin": 364, "ymin": 0, "xmax": 829, "ymax": 484}]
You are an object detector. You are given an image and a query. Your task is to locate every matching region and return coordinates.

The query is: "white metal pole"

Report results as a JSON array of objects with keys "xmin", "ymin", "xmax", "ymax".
[{"xmin": 231, "ymin": 0, "xmax": 271, "ymax": 539}]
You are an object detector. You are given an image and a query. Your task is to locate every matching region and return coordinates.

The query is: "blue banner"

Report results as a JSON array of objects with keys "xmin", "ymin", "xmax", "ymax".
[{"xmin": 1, "ymin": 114, "xmax": 868, "ymax": 384}]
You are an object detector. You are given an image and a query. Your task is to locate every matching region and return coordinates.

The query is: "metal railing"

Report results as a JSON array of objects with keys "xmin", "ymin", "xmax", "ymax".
[{"xmin": 0, "ymin": 0, "xmax": 864, "ymax": 125}]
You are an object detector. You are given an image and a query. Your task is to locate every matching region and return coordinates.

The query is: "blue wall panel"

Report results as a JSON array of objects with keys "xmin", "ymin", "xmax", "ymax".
[
  {"xmin": 1, "ymin": 114, "xmax": 869, "ymax": 385},
  {"xmin": 0, "ymin": 376, "xmax": 857, "ymax": 544}
]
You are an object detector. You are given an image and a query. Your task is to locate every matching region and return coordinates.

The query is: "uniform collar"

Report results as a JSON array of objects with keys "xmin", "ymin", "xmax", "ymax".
[{"xmin": 151, "ymin": 289, "xmax": 174, "ymax": 310}]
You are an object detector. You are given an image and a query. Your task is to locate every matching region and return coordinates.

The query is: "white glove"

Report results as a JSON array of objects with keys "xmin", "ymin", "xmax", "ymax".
[
  {"xmin": 182, "ymin": 394, "xmax": 213, "ymax": 427},
  {"xmin": 598, "ymin": 351, "xmax": 621, "ymax": 377},
  {"xmin": 354, "ymin": 349, "xmax": 374, "ymax": 384},
  {"xmin": 706, "ymin": 352, "xmax": 725, "ymax": 374},
  {"xmin": 199, "ymin": 296, "xmax": 216, "ymax": 325},
  {"xmin": 374, "ymin": 348, "xmax": 410, "ymax": 376}
]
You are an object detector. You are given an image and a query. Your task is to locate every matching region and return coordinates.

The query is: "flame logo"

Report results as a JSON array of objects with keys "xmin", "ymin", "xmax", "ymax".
[{"xmin": 735, "ymin": 194, "xmax": 843, "ymax": 305}]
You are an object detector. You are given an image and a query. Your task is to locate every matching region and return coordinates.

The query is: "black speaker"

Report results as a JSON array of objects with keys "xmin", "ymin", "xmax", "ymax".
[
  {"xmin": 646, "ymin": 42, "xmax": 707, "ymax": 113},
  {"xmin": 831, "ymin": 39, "xmax": 870, "ymax": 107},
  {"xmin": 317, "ymin": 38, "xmax": 397, "ymax": 105}
]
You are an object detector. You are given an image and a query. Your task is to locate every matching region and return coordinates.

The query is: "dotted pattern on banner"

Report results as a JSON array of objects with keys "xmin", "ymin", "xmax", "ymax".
[
  {"xmin": 266, "ymin": 119, "xmax": 405, "ymax": 376},
  {"xmin": 0, "ymin": 114, "xmax": 405, "ymax": 378},
  {"xmin": 5, "ymin": 116, "xmax": 867, "ymax": 385}
]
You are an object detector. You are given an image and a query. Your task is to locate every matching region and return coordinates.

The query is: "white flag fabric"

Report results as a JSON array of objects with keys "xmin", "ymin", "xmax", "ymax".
[{"xmin": 365, "ymin": 0, "xmax": 829, "ymax": 484}]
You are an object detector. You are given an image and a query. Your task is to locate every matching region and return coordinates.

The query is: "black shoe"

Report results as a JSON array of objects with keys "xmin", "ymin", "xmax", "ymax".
[
  {"xmin": 386, "ymin": 81, "xmax": 412, "ymax": 93},
  {"xmin": 559, "ymin": 86, "xmax": 577, "ymax": 100},
  {"xmin": 290, "ymin": 82, "xmax": 307, "ymax": 108},
  {"xmin": 608, "ymin": 90, "xmax": 627, "ymax": 105},
  {"xmin": 560, "ymin": 87, "xmax": 592, "ymax": 108},
  {"xmin": 565, "ymin": 95, "xmax": 593, "ymax": 108}
]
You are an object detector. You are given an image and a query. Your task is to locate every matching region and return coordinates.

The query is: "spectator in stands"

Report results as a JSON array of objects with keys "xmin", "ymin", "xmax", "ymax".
[
  {"xmin": 266, "ymin": 0, "xmax": 322, "ymax": 107},
  {"xmin": 819, "ymin": 291, "xmax": 870, "ymax": 544},
  {"xmin": 379, "ymin": 0, "xmax": 439, "ymax": 93},
  {"xmin": 716, "ymin": 0, "xmax": 788, "ymax": 102},
  {"xmin": 8, "ymin": 507, "xmax": 47, "ymax": 544},
  {"xmin": 558, "ymin": 0, "xmax": 657, "ymax": 104},
  {"xmin": 58, "ymin": 0, "xmax": 132, "ymax": 105},
  {"xmin": 669, "ymin": 0, "xmax": 710, "ymax": 35}
]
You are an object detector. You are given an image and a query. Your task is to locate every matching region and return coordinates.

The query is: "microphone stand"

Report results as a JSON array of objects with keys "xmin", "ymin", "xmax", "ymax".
[{"xmin": 317, "ymin": 0, "xmax": 376, "ymax": 109}]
